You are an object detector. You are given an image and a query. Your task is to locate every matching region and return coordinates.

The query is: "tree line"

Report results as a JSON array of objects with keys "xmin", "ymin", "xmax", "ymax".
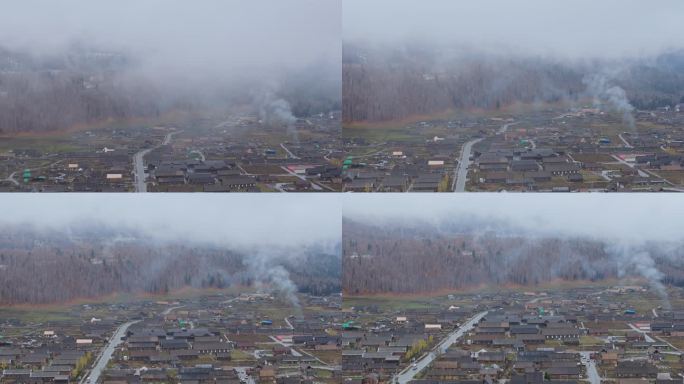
[
  {"xmin": 0, "ymin": 226, "xmax": 340, "ymax": 304},
  {"xmin": 342, "ymin": 219, "xmax": 684, "ymax": 294},
  {"xmin": 342, "ymin": 43, "xmax": 684, "ymax": 123}
]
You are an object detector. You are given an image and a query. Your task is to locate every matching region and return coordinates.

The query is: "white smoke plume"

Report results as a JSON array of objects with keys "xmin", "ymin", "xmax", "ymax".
[
  {"xmin": 344, "ymin": 194, "xmax": 684, "ymax": 308},
  {"xmin": 583, "ymin": 73, "xmax": 635, "ymax": 130},
  {"xmin": 245, "ymin": 248, "xmax": 303, "ymax": 315},
  {"xmin": 608, "ymin": 243, "xmax": 672, "ymax": 310},
  {"xmin": 257, "ymin": 91, "xmax": 299, "ymax": 145},
  {"xmin": 0, "ymin": 194, "xmax": 340, "ymax": 305}
]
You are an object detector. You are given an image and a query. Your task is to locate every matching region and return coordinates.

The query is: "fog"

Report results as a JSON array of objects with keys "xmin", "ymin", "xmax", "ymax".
[
  {"xmin": 0, "ymin": 194, "xmax": 341, "ymax": 305},
  {"xmin": 344, "ymin": 194, "xmax": 684, "ymax": 306},
  {"xmin": 0, "ymin": 194, "xmax": 340, "ymax": 251},
  {"xmin": 0, "ymin": 0, "xmax": 340, "ymax": 96},
  {"xmin": 344, "ymin": 0, "xmax": 684, "ymax": 59},
  {"xmin": 343, "ymin": 194, "xmax": 684, "ymax": 246}
]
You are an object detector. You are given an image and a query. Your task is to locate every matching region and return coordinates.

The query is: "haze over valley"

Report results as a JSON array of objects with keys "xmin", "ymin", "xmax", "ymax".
[
  {"xmin": 341, "ymin": 0, "xmax": 684, "ymax": 193},
  {"xmin": 0, "ymin": 195, "xmax": 341, "ymax": 305},
  {"xmin": 343, "ymin": 195, "xmax": 684, "ymax": 308},
  {"xmin": 343, "ymin": 0, "xmax": 684, "ymax": 124},
  {"xmin": 0, "ymin": 0, "xmax": 343, "ymax": 192},
  {"xmin": 0, "ymin": 0, "xmax": 340, "ymax": 135}
]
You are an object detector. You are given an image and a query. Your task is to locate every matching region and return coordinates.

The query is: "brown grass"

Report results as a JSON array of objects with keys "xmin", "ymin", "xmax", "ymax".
[
  {"xmin": 0, "ymin": 109, "xmax": 190, "ymax": 139},
  {"xmin": 1, "ymin": 285, "xmax": 258, "ymax": 310},
  {"xmin": 344, "ymin": 277, "xmax": 632, "ymax": 299},
  {"xmin": 344, "ymin": 109, "xmax": 457, "ymax": 130},
  {"xmin": 342, "ymin": 99, "xmax": 592, "ymax": 130}
]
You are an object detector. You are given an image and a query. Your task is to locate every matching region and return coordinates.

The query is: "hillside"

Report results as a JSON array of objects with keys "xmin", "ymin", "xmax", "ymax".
[
  {"xmin": 342, "ymin": 218, "xmax": 684, "ymax": 295},
  {"xmin": 0, "ymin": 45, "xmax": 341, "ymax": 135},
  {"xmin": 342, "ymin": 44, "xmax": 684, "ymax": 123},
  {"xmin": 0, "ymin": 225, "xmax": 341, "ymax": 305}
]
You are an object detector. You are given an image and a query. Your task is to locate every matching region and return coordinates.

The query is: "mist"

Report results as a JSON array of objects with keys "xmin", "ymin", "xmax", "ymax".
[
  {"xmin": 0, "ymin": 0, "xmax": 341, "ymax": 134},
  {"xmin": 341, "ymin": 0, "xmax": 684, "ymax": 123},
  {"xmin": 343, "ymin": 194, "xmax": 684, "ymax": 305},
  {"xmin": 344, "ymin": 194, "xmax": 684, "ymax": 244},
  {"xmin": 1, "ymin": 0, "xmax": 339, "ymax": 84},
  {"xmin": 344, "ymin": 0, "xmax": 684, "ymax": 60},
  {"xmin": 0, "ymin": 194, "xmax": 341, "ymax": 305},
  {"xmin": 0, "ymin": 194, "xmax": 340, "ymax": 250}
]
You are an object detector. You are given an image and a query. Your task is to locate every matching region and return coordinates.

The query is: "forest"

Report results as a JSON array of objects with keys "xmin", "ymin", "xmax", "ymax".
[
  {"xmin": 0, "ymin": 45, "xmax": 340, "ymax": 135},
  {"xmin": 342, "ymin": 218, "xmax": 684, "ymax": 295},
  {"xmin": 0, "ymin": 224, "xmax": 341, "ymax": 305},
  {"xmin": 0, "ymin": 47, "xmax": 160, "ymax": 134},
  {"xmin": 342, "ymin": 43, "xmax": 684, "ymax": 123}
]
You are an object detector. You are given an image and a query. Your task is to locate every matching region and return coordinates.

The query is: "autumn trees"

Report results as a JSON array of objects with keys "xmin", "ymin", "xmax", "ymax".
[
  {"xmin": 342, "ymin": 219, "xmax": 684, "ymax": 294},
  {"xmin": 0, "ymin": 226, "xmax": 340, "ymax": 305},
  {"xmin": 342, "ymin": 44, "xmax": 684, "ymax": 124}
]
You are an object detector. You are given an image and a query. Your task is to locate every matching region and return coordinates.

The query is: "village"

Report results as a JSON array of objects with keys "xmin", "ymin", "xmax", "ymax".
[
  {"xmin": 0, "ymin": 292, "xmax": 343, "ymax": 384},
  {"xmin": 341, "ymin": 285, "xmax": 684, "ymax": 384},
  {"xmin": 0, "ymin": 111, "xmax": 343, "ymax": 193},
  {"xmin": 342, "ymin": 105, "xmax": 684, "ymax": 192}
]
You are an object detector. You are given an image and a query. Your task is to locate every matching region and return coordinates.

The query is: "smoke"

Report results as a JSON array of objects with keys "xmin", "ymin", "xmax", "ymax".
[
  {"xmin": 608, "ymin": 243, "xmax": 672, "ymax": 310},
  {"xmin": 0, "ymin": 0, "xmax": 341, "ymax": 134},
  {"xmin": 344, "ymin": 194, "xmax": 684, "ymax": 304},
  {"xmin": 99, "ymin": 234, "xmax": 137, "ymax": 261},
  {"xmin": 256, "ymin": 91, "xmax": 300, "ymax": 144},
  {"xmin": 0, "ymin": 194, "xmax": 341, "ymax": 305},
  {"xmin": 582, "ymin": 73, "xmax": 635, "ymax": 130},
  {"xmin": 245, "ymin": 249, "xmax": 302, "ymax": 315},
  {"xmin": 345, "ymin": 217, "xmax": 682, "ymax": 304}
]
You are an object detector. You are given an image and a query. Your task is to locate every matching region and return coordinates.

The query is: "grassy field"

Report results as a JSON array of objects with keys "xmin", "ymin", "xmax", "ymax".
[
  {"xmin": 313, "ymin": 368, "xmax": 334, "ymax": 379},
  {"xmin": 580, "ymin": 335, "xmax": 604, "ymax": 347},
  {"xmin": 345, "ymin": 280, "xmax": 631, "ymax": 312},
  {"xmin": 242, "ymin": 164, "xmax": 287, "ymax": 175},
  {"xmin": 0, "ymin": 135, "xmax": 87, "ymax": 153},
  {"xmin": 0, "ymin": 117, "xmax": 164, "ymax": 153},
  {"xmin": 0, "ymin": 287, "xmax": 256, "ymax": 318},
  {"xmin": 570, "ymin": 153, "xmax": 618, "ymax": 163},
  {"xmin": 343, "ymin": 109, "xmax": 460, "ymax": 130},
  {"xmin": 229, "ymin": 349, "xmax": 255, "ymax": 363},
  {"xmin": 621, "ymin": 291, "xmax": 675, "ymax": 313},
  {"xmin": 0, "ymin": 306, "xmax": 75, "ymax": 323},
  {"xmin": 651, "ymin": 169, "xmax": 684, "ymax": 185},
  {"xmin": 579, "ymin": 170, "xmax": 607, "ymax": 183},
  {"xmin": 665, "ymin": 338, "xmax": 684, "ymax": 351},
  {"xmin": 343, "ymin": 126, "xmax": 425, "ymax": 143},
  {"xmin": 344, "ymin": 295, "xmax": 445, "ymax": 311},
  {"xmin": 257, "ymin": 183, "xmax": 279, "ymax": 192},
  {"xmin": 306, "ymin": 349, "xmax": 342, "ymax": 365}
]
